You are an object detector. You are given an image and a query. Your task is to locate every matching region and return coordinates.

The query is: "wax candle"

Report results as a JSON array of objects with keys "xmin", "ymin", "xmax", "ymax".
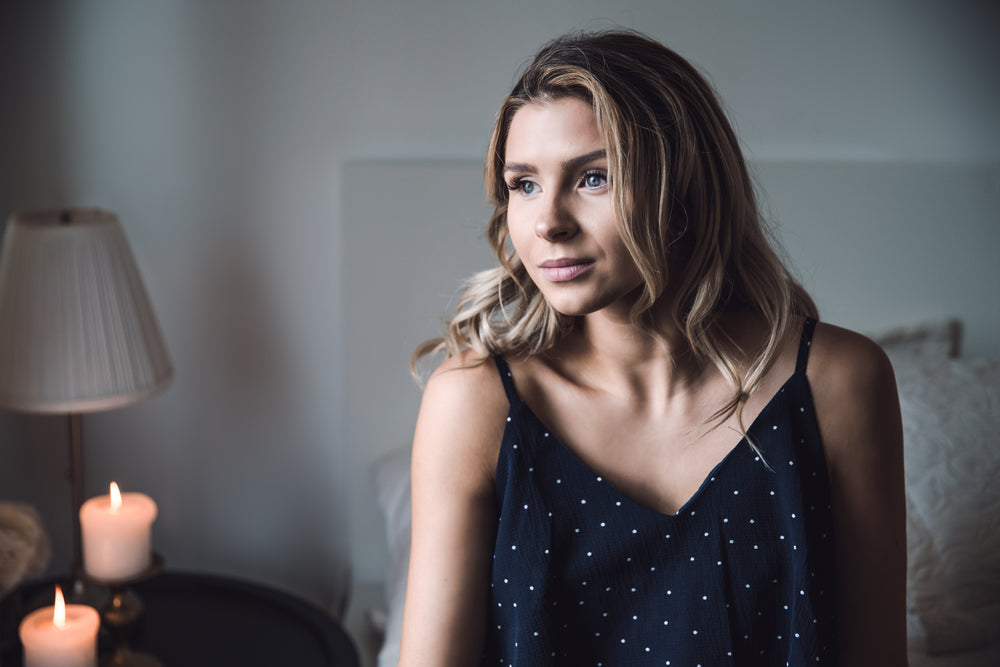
[
  {"xmin": 79, "ymin": 482, "xmax": 158, "ymax": 581},
  {"xmin": 19, "ymin": 585, "xmax": 100, "ymax": 667}
]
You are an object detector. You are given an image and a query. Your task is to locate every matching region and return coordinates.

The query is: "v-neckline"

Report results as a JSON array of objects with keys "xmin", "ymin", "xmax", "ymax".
[{"xmin": 509, "ymin": 369, "xmax": 803, "ymax": 518}]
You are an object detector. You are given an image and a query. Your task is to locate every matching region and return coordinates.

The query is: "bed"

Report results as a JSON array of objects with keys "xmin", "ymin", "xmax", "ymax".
[{"xmin": 365, "ymin": 319, "xmax": 1000, "ymax": 666}]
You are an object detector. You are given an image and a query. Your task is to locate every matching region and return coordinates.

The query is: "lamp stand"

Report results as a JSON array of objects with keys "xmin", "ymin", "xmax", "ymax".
[
  {"xmin": 67, "ymin": 412, "xmax": 97, "ymax": 604},
  {"xmin": 69, "ymin": 412, "xmax": 84, "ymax": 572}
]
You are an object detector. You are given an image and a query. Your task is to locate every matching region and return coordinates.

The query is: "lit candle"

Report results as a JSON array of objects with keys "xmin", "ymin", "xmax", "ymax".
[
  {"xmin": 79, "ymin": 482, "xmax": 158, "ymax": 581},
  {"xmin": 19, "ymin": 585, "xmax": 100, "ymax": 667}
]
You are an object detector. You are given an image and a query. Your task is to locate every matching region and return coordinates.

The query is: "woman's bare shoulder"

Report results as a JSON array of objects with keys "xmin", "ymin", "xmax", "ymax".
[
  {"xmin": 412, "ymin": 351, "xmax": 510, "ymax": 491},
  {"xmin": 806, "ymin": 321, "xmax": 900, "ymax": 459},
  {"xmin": 808, "ymin": 322, "xmax": 895, "ymax": 393},
  {"xmin": 423, "ymin": 351, "xmax": 509, "ymax": 416}
]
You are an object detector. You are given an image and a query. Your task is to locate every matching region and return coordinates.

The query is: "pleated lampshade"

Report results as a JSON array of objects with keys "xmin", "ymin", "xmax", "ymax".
[{"xmin": 0, "ymin": 208, "xmax": 173, "ymax": 413}]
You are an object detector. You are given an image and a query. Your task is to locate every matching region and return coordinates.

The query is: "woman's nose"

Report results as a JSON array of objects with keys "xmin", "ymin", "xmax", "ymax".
[{"xmin": 535, "ymin": 195, "xmax": 578, "ymax": 242}]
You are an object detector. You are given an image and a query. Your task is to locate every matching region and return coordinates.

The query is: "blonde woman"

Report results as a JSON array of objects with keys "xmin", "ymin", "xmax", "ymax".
[{"xmin": 400, "ymin": 30, "xmax": 906, "ymax": 666}]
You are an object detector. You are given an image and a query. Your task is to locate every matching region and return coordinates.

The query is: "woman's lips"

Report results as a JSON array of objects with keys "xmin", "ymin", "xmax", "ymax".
[{"xmin": 538, "ymin": 258, "xmax": 595, "ymax": 282}]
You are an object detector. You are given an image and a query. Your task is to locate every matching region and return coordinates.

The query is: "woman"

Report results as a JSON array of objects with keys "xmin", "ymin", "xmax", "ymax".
[{"xmin": 400, "ymin": 30, "xmax": 906, "ymax": 666}]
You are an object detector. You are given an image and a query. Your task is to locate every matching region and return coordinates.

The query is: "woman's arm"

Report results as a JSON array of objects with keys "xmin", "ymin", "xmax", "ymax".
[
  {"xmin": 398, "ymin": 355, "xmax": 508, "ymax": 667},
  {"xmin": 809, "ymin": 323, "xmax": 909, "ymax": 666}
]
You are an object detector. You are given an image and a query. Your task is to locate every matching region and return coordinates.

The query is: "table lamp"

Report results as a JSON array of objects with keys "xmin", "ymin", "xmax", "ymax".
[{"xmin": 0, "ymin": 207, "xmax": 173, "ymax": 586}]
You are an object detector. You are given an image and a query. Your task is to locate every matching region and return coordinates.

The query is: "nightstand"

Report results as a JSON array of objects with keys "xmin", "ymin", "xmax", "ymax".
[{"xmin": 1, "ymin": 571, "xmax": 360, "ymax": 666}]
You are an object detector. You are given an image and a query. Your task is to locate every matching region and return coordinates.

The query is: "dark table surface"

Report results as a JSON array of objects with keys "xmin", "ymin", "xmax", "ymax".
[{"xmin": 0, "ymin": 571, "xmax": 360, "ymax": 667}]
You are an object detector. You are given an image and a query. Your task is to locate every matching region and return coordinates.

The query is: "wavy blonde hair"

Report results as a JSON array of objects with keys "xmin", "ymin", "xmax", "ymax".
[{"xmin": 414, "ymin": 30, "xmax": 816, "ymax": 425}]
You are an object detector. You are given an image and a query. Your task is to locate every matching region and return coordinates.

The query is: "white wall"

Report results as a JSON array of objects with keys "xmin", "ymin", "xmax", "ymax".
[{"xmin": 1, "ymin": 0, "xmax": 997, "ymax": 610}]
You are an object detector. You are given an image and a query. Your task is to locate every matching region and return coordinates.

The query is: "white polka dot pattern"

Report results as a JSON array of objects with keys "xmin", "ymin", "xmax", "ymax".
[{"xmin": 483, "ymin": 319, "xmax": 836, "ymax": 665}]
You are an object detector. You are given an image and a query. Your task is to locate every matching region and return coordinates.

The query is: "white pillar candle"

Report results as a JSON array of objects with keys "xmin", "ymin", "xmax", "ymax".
[
  {"xmin": 19, "ymin": 586, "xmax": 100, "ymax": 667},
  {"xmin": 79, "ymin": 482, "xmax": 158, "ymax": 581}
]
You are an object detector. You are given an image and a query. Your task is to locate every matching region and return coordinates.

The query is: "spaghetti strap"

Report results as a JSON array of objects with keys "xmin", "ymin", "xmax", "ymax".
[
  {"xmin": 493, "ymin": 356, "xmax": 518, "ymax": 403},
  {"xmin": 795, "ymin": 317, "xmax": 818, "ymax": 374}
]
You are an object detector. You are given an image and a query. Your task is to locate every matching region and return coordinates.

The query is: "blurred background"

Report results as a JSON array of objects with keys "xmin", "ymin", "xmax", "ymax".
[{"xmin": 0, "ymin": 0, "xmax": 997, "ymax": 620}]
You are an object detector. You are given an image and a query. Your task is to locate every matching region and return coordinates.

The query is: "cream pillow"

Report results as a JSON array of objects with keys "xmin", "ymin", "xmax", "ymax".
[{"xmin": 897, "ymin": 358, "xmax": 1000, "ymax": 654}]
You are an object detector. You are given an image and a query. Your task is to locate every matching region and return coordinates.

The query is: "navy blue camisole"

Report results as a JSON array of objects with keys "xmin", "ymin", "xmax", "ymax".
[{"xmin": 483, "ymin": 318, "xmax": 837, "ymax": 665}]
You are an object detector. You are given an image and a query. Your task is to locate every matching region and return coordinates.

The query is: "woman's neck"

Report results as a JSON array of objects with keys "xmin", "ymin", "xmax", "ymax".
[{"xmin": 552, "ymin": 303, "xmax": 711, "ymax": 409}]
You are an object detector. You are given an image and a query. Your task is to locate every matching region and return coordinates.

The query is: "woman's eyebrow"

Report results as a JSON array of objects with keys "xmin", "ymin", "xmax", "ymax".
[
  {"xmin": 503, "ymin": 149, "xmax": 607, "ymax": 175},
  {"xmin": 563, "ymin": 149, "xmax": 607, "ymax": 172},
  {"xmin": 503, "ymin": 161, "xmax": 535, "ymax": 175}
]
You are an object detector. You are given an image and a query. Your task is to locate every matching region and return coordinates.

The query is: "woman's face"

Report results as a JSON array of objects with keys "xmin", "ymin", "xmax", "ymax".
[{"xmin": 503, "ymin": 97, "xmax": 643, "ymax": 319}]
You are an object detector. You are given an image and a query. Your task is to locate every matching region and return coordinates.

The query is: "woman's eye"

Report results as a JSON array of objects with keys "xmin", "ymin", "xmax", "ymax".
[
  {"xmin": 507, "ymin": 178, "xmax": 538, "ymax": 195},
  {"xmin": 582, "ymin": 171, "xmax": 607, "ymax": 189}
]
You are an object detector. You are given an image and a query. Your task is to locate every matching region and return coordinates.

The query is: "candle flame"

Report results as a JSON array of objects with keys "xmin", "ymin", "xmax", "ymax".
[
  {"xmin": 53, "ymin": 585, "xmax": 66, "ymax": 628},
  {"xmin": 110, "ymin": 481, "xmax": 122, "ymax": 511}
]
